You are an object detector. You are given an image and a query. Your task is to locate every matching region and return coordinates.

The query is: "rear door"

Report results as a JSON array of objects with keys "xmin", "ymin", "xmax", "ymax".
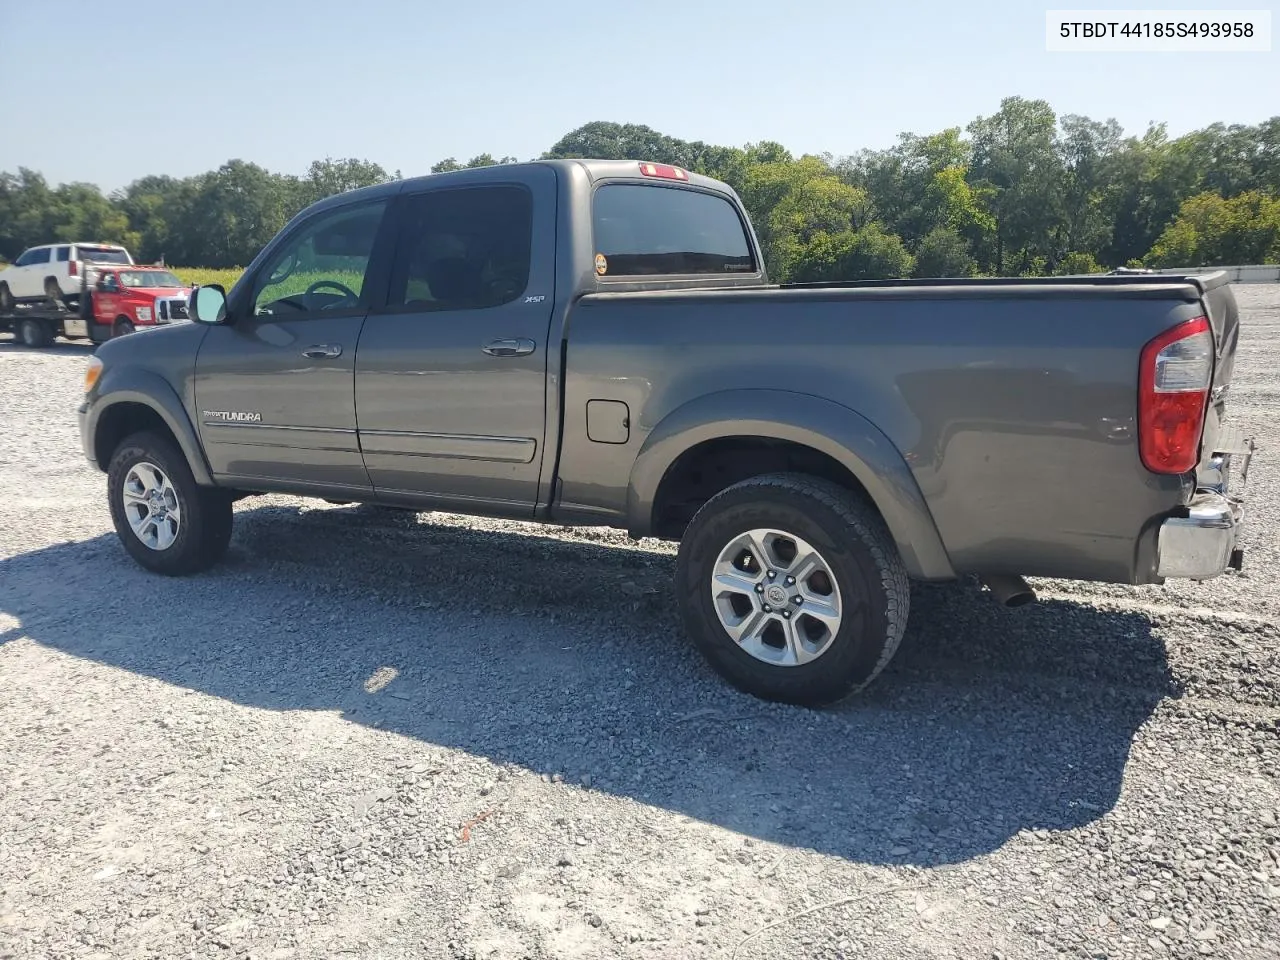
[
  {"xmin": 354, "ymin": 167, "xmax": 557, "ymax": 514},
  {"xmin": 194, "ymin": 197, "xmax": 393, "ymax": 494},
  {"xmin": 53, "ymin": 246, "xmax": 72, "ymax": 291}
]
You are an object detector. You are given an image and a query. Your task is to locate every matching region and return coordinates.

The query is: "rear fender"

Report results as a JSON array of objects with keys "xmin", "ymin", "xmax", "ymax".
[{"xmin": 627, "ymin": 389, "xmax": 954, "ymax": 580}]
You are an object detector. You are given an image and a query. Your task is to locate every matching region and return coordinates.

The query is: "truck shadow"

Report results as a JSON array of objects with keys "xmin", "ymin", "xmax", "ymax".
[{"xmin": 0, "ymin": 502, "xmax": 1179, "ymax": 868}]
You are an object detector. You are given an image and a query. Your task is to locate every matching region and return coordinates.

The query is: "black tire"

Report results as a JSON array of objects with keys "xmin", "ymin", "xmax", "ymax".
[
  {"xmin": 113, "ymin": 318, "xmax": 135, "ymax": 337},
  {"xmin": 107, "ymin": 431, "xmax": 234, "ymax": 576},
  {"xmin": 18, "ymin": 318, "xmax": 54, "ymax": 348},
  {"xmin": 44, "ymin": 276, "xmax": 63, "ymax": 306},
  {"xmin": 675, "ymin": 473, "xmax": 910, "ymax": 706},
  {"xmin": 0, "ymin": 282, "xmax": 13, "ymax": 312}
]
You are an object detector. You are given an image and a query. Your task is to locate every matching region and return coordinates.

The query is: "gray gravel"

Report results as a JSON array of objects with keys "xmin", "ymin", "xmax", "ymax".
[{"xmin": 1, "ymin": 287, "xmax": 1278, "ymax": 960}]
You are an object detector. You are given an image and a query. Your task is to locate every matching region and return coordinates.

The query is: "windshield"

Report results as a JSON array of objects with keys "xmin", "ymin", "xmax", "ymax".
[
  {"xmin": 78, "ymin": 246, "xmax": 131, "ymax": 265},
  {"xmin": 120, "ymin": 270, "xmax": 183, "ymax": 288}
]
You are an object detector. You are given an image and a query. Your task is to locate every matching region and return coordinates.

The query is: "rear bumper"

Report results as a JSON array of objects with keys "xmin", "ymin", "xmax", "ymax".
[{"xmin": 1155, "ymin": 433, "xmax": 1254, "ymax": 580}]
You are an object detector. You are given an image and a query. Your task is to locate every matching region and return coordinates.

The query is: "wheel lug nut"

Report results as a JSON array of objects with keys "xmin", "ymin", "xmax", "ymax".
[
  {"xmin": 754, "ymin": 584, "xmax": 764, "ymax": 593},
  {"xmin": 767, "ymin": 570, "xmax": 776, "ymax": 579},
  {"xmin": 762, "ymin": 605, "xmax": 772, "ymax": 613},
  {"xmin": 785, "ymin": 576, "xmax": 795, "ymax": 585},
  {"xmin": 782, "ymin": 611, "xmax": 791, "ymax": 619},
  {"xmin": 793, "ymin": 596, "xmax": 803, "ymax": 605}
]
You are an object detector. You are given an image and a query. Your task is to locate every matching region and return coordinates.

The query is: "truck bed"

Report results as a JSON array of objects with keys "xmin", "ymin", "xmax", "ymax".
[{"xmin": 555, "ymin": 271, "xmax": 1238, "ymax": 585}]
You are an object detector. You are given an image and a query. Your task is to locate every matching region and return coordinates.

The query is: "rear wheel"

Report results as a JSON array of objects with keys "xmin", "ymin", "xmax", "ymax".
[
  {"xmin": 43, "ymin": 277, "xmax": 63, "ymax": 306},
  {"xmin": 107, "ymin": 431, "xmax": 234, "ymax": 575},
  {"xmin": 113, "ymin": 318, "xmax": 135, "ymax": 337},
  {"xmin": 675, "ymin": 473, "xmax": 910, "ymax": 706},
  {"xmin": 18, "ymin": 318, "xmax": 54, "ymax": 348}
]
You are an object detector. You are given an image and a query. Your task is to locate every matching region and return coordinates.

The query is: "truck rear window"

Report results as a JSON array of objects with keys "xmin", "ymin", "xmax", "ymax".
[{"xmin": 592, "ymin": 184, "xmax": 756, "ymax": 277}]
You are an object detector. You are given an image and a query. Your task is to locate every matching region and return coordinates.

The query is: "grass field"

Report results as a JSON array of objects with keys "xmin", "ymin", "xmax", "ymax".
[
  {"xmin": 171, "ymin": 267, "xmax": 245, "ymax": 289},
  {"xmin": 170, "ymin": 267, "xmax": 371, "ymax": 310}
]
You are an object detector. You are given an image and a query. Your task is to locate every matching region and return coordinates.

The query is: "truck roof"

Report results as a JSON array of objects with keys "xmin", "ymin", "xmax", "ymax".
[
  {"xmin": 25, "ymin": 241, "xmax": 129, "ymax": 249},
  {"xmin": 300, "ymin": 158, "xmax": 735, "ymax": 218}
]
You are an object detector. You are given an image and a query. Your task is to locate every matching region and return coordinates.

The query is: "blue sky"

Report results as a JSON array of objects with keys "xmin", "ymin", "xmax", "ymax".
[{"xmin": 1, "ymin": 0, "xmax": 1275, "ymax": 191}]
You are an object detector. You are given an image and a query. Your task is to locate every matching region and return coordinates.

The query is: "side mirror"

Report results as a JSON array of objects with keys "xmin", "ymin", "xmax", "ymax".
[{"xmin": 190, "ymin": 284, "xmax": 228, "ymax": 325}]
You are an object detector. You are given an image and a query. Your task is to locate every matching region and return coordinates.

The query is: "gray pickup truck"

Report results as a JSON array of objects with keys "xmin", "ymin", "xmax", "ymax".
[{"xmin": 78, "ymin": 159, "xmax": 1255, "ymax": 705}]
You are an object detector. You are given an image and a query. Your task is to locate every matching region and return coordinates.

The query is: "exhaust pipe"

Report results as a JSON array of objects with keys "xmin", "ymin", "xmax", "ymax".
[{"xmin": 981, "ymin": 574, "xmax": 1037, "ymax": 608}]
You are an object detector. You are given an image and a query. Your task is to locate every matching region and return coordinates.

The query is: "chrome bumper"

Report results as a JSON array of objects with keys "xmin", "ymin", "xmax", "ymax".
[{"xmin": 1156, "ymin": 431, "xmax": 1254, "ymax": 581}]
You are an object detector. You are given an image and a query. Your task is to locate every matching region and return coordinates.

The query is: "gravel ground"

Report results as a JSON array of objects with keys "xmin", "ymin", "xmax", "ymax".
[{"xmin": 1, "ymin": 287, "xmax": 1277, "ymax": 960}]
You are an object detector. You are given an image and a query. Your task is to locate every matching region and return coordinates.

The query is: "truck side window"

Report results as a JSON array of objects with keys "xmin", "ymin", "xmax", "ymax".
[
  {"xmin": 56, "ymin": 247, "xmax": 71, "ymax": 262},
  {"xmin": 388, "ymin": 186, "xmax": 532, "ymax": 311},
  {"xmin": 592, "ymin": 184, "xmax": 756, "ymax": 277},
  {"xmin": 22, "ymin": 248, "xmax": 51, "ymax": 266},
  {"xmin": 251, "ymin": 199, "xmax": 388, "ymax": 318}
]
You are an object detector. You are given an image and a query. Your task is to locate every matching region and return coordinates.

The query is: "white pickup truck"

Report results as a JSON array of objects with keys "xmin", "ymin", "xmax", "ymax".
[{"xmin": 0, "ymin": 242, "xmax": 134, "ymax": 310}]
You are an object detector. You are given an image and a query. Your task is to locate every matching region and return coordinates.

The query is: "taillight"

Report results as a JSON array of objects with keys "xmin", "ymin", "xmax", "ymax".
[
  {"xmin": 1138, "ymin": 316, "xmax": 1213, "ymax": 474},
  {"xmin": 638, "ymin": 162, "xmax": 689, "ymax": 181},
  {"xmin": 69, "ymin": 259, "xmax": 77, "ymax": 277}
]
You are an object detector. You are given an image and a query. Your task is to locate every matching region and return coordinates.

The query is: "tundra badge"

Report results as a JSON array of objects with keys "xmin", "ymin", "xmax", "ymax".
[{"xmin": 202, "ymin": 410, "xmax": 262, "ymax": 423}]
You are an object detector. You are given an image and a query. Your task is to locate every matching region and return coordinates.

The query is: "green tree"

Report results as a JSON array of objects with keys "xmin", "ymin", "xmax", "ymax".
[
  {"xmin": 464, "ymin": 153, "xmax": 518, "ymax": 168},
  {"xmin": 431, "ymin": 154, "xmax": 517, "ymax": 174},
  {"xmin": 0, "ymin": 168, "xmax": 55, "ymax": 259},
  {"xmin": 300, "ymin": 158, "xmax": 397, "ymax": 207},
  {"xmin": 790, "ymin": 224, "xmax": 914, "ymax": 283},
  {"xmin": 1057, "ymin": 115, "xmax": 1123, "ymax": 263},
  {"xmin": 736, "ymin": 155, "xmax": 875, "ymax": 280},
  {"xmin": 178, "ymin": 161, "xmax": 292, "ymax": 268},
  {"xmin": 3, "ymin": 103, "xmax": 1278, "ymax": 273},
  {"xmin": 47, "ymin": 183, "xmax": 139, "ymax": 253},
  {"xmin": 1146, "ymin": 191, "xmax": 1280, "ymax": 266},
  {"xmin": 1056, "ymin": 251, "xmax": 1103, "ymax": 274},
  {"xmin": 914, "ymin": 227, "xmax": 976, "ymax": 277},
  {"xmin": 967, "ymin": 97, "xmax": 1065, "ymax": 273}
]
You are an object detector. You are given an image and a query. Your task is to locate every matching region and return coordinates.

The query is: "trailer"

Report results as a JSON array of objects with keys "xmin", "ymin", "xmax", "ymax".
[
  {"xmin": 0, "ymin": 260, "xmax": 189, "ymax": 348},
  {"xmin": 0, "ymin": 277, "xmax": 115, "ymax": 347}
]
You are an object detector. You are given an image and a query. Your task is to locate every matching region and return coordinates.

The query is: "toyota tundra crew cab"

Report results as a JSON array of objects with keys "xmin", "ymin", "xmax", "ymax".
[{"xmin": 77, "ymin": 159, "xmax": 1255, "ymax": 706}]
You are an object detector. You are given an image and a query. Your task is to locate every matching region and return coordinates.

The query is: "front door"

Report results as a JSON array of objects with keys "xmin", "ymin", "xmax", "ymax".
[
  {"xmin": 94, "ymin": 270, "xmax": 123, "ymax": 325},
  {"xmin": 194, "ymin": 197, "xmax": 392, "ymax": 495},
  {"xmin": 355, "ymin": 170, "xmax": 557, "ymax": 514}
]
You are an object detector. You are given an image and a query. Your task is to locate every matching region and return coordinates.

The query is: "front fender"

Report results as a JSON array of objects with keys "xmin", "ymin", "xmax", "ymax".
[
  {"xmin": 626, "ymin": 389, "xmax": 954, "ymax": 580},
  {"xmin": 83, "ymin": 367, "xmax": 214, "ymax": 486}
]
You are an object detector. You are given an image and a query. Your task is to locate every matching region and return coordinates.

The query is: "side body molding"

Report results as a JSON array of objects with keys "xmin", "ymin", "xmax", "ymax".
[
  {"xmin": 625, "ymin": 389, "xmax": 954, "ymax": 580},
  {"xmin": 88, "ymin": 368, "xmax": 216, "ymax": 487}
]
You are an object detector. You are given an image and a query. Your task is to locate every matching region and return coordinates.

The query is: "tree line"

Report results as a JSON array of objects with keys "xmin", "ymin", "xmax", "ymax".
[{"xmin": 1, "ymin": 97, "xmax": 1277, "ymax": 278}]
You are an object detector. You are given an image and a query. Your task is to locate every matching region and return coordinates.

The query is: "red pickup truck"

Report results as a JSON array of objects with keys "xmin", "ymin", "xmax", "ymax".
[{"xmin": 0, "ymin": 264, "xmax": 191, "ymax": 346}]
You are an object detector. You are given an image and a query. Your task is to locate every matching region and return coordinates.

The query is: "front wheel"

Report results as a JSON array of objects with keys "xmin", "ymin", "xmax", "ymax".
[
  {"xmin": 113, "ymin": 318, "xmax": 135, "ymax": 337},
  {"xmin": 0, "ymin": 282, "xmax": 13, "ymax": 312},
  {"xmin": 675, "ymin": 473, "xmax": 910, "ymax": 706},
  {"xmin": 107, "ymin": 431, "xmax": 234, "ymax": 575}
]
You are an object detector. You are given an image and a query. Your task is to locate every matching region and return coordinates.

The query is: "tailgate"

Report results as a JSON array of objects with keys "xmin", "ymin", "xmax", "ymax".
[{"xmin": 1195, "ymin": 271, "xmax": 1251, "ymax": 489}]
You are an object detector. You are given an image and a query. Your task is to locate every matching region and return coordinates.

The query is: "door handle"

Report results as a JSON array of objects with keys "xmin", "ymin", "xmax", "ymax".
[
  {"xmin": 482, "ymin": 338, "xmax": 536, "ymax": 358},
  {"xmin": 303, "ymin": 344, "xmax": 342, "ymax": 359}
]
